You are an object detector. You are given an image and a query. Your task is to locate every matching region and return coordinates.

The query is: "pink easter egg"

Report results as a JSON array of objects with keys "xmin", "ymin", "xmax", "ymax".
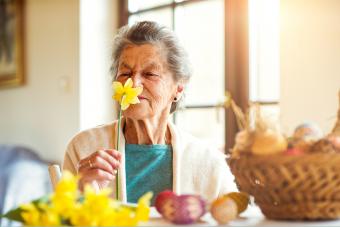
[{"xmin": 159, "ymin": 193, "xmax": 206, "ymax": 224}]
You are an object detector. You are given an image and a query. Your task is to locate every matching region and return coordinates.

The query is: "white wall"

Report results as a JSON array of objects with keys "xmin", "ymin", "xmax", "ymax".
[
  {"xmin": 280, "ymin": 0, "xmax": 340, "ymax": 135},
  {"xmin": 80, "ymin": 0, "xmax": 118, "ymax": 130},
  {"xmin": 0, "ymin": 0, "xmax": 79, "ymax": 163},
  {"xmin": 0, "ymin": 0, "xmax": 120, "ymax": 164}
]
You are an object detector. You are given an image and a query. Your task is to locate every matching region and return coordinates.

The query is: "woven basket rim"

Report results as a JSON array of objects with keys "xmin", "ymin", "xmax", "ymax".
[{"xmin": 228, "ymin": 152, "xmax": 340, "ymax": 166}]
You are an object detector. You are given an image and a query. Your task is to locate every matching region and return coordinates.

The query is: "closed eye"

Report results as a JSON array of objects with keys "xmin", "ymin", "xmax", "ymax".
[
  {"xmin": 144, "ymin": 72, "xmax": 159, "ymax": 77},
  {"xmin": 118, "ymin": 72, "xmax": 131, "ymax": 77}
]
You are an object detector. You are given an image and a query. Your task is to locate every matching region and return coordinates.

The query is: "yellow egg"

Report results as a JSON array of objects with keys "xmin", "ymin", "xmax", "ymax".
[
  {"xmin": 225, "ymin": 192, "xmax": 249, "ymax": 214},
  {"xmin": 211, "ymin": 197, "xmax": 238, "ymax": 224},
  {"xmin": 252, "ymin": 130, "xmax": 287, "ymax": 155}
]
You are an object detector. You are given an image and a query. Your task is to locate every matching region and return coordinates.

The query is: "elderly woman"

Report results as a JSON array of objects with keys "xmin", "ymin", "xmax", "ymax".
[{"xmin": 63, "ymin": 21, "xmax": 233, "ymax": 204}]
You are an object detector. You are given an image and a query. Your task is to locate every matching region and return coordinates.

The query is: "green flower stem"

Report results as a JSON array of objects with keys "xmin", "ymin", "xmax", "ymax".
[{"xmin": 116, "ymin": 105, "xmax": 122, "ymax": 200}]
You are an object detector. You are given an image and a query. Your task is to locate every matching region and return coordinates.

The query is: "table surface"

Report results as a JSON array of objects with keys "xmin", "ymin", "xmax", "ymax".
[{"xmin": 144, "ymin": 205, "xmax": 340, "ymax": 226}]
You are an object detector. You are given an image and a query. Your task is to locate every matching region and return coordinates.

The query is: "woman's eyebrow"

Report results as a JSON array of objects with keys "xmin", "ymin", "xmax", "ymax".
[
  {"xmin": 119, "ymin": 62, "xmax": 132, "ymax": 70},
  {"xmin": 144, "ymin": 62, "xmax": 161, "ymax": 70}
]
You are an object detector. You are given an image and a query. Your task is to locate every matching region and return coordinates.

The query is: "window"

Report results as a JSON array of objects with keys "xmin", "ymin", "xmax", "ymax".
[
  {"xmin": 249, "ymin": 0, "xmax": 280, "ymax": 122},
  {"xmin": 119, "ymin": 0, "xmax": 281, "ymax": 151},
  {"xmin": 121, "ymin": 0, "xmax": 226, "ymax": 151}
]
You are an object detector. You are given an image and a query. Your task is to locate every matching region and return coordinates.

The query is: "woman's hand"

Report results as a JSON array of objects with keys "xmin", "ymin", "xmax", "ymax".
[{"xmin": 77, "ymin": 149, "xmax": 121, "ymax": 191}]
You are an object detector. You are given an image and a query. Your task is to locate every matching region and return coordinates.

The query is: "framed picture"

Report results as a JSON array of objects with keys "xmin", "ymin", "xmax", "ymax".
[{"xmin": 0, "ymin": 0, "xmax": 24, "ymax": 88}]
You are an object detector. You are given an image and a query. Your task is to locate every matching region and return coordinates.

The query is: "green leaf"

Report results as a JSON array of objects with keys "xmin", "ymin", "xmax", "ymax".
[
  {"xmin": 33, "ymin": 195, "xmax": 50, "ymax": 206},
  {"xmin": 0, "ymin": 195, "xmax": 50, "ymax": 222},
  {"xmin": 0, "ymin": 207, "xmax": 24, "ymax": 222}
]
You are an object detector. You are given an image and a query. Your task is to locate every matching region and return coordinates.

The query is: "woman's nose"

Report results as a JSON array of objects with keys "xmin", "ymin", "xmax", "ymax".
[{"xmin": 131, "ymin": 74, "xmax": 142, "ymax": 87}]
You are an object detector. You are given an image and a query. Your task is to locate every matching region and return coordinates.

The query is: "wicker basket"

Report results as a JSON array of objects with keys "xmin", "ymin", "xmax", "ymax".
[{"xmin": 228, "ymin": 153, "xmax": 340, "ymax": 220}]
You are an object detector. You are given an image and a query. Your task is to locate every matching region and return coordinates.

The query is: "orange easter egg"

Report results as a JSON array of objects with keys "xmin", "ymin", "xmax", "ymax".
[
  {"xmin": 225, "ymin": 192, "xmax": 249, "ymax": 214},
  {"xmin": 211, "ymin": 196, "xmax": 238, "ymax": 224}
]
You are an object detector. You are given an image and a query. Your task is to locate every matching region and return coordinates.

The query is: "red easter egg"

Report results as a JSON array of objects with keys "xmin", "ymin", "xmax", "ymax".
[
  {"xmin": 155, "ymin": 190, "xmax": 175, "ymax": 213},
  {"xmin": 285, "ymin": 148, "xmax": 303, "ymax": 156}
]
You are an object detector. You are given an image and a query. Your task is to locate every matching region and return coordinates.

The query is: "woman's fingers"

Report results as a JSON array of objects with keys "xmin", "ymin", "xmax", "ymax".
[
  {"xmin": 79, "ymin": 157, "xmax": 113, "ymax": 177},
  {"xmin": 81, "ymin": 168, "xmax": 115, "ymax": 182},
  {"xmin": 78, "ymin": 150, "xmax": 120, "ymax": 173},
  {"xmin": 79, "ymin": 169, "xmax": 115, "ymax": 190},
  {"xmin": 104, "ymin": 149, "xmax": 122, "ymax": 162},
  {"xmin": 76, "ymin": 149, "xmax": 122, "ymax": 191},
  {"xmin": 99, "ymin": 149, "xmax": 121, "ymax": 169}
]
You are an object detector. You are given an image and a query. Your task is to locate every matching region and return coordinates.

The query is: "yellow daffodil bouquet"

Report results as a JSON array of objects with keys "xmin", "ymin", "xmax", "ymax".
[
  {"xmin": 0, "ymin": 171, "xmax": 152, "ymax": 226},
  {"xmin": 0, "ymin": 79, "xmax": 150, "ymax": 226},
  {"xmin": 112, "ymin": 78, "xmax": 142, "ymax": 199}
]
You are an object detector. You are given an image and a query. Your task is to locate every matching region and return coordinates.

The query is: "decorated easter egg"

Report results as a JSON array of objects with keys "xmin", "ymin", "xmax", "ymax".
[
  {"xmin": 211, "ymin": 196, "xmax": 238, "ymax": 224},
  {"xmin": 293, "ymin": 123, "xmax": 323, "ymax": 141},
  {"xmin": 156, "ymin": 192, "xmax": 206, "ymax": 224}
]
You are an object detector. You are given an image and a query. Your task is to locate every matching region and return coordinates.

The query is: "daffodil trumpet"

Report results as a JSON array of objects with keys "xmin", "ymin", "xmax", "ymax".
[{"xmin": 112, "ymin": 78, "xmax": 143, "ymax": 200}]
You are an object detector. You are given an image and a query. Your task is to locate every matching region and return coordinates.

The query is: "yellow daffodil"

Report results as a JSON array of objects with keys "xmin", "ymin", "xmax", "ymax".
[
  {"xmin": 70, "ymin": 186, "xmax": 114, "ymax": 226},
  {"xmin": 69, "ymin": 203, "xmax": 93, "ymax": 226},
  {"xmin": 20, "ymin": 203, "xmax": 41, "ymax": 226},
  {"xmin": 37, "ymin": 204, "xmax": 61, "ymax": 226},
  {"xmin": 83, "ymin": 186, "xmax": 112, "ymax": 216},
  {"xmin": 4, "ymin": 172, "xmax": 152, "ymax": 227},
  {"xmin": 135, "ymin": 192, "xmax": 153, "ymax": 222},
  {"xmin": 114, "ymin": 207, "xmax": 137, "ymax": 226},
  {"xmin": 50, "ymin": 171, "xmax": 78, "ymax": 219},
  {"xmin": 54, "ymin": 171, "xmax": 78, "ymax": 195},
  {"xmin": 112, "ymin": 78, "xmax": 143, "ymax": 110}
]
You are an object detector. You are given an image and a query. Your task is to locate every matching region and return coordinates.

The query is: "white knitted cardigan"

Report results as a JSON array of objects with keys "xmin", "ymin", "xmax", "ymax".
[{"xmin": 63, "ymin": 119, "xmax": 236, "ymax": 202}]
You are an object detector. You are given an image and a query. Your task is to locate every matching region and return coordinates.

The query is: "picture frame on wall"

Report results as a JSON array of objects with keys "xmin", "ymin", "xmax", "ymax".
[{"xmin": 0, "ymin": 0, "xmax": 24, "ymax": 88}]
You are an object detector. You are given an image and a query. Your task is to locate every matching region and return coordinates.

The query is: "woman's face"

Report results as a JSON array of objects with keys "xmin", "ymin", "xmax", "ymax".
[{"xmin": 116, "ymin": 44, "xmax": 182, "ymax": 120}]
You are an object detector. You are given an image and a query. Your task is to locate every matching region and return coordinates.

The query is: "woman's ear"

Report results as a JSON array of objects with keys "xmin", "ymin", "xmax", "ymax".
[
  {"xmin": 177, "ymin": 84, "xmax": 184, "ymax": 93},
  {"xmin": 174, "ymin": 84, "xmax": 184, "ymax": 101}
]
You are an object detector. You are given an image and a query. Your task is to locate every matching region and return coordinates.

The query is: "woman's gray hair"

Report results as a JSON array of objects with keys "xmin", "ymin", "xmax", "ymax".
[{"xmin": 110, "ymin": 21, "xmax": 192, "ymax": 113}]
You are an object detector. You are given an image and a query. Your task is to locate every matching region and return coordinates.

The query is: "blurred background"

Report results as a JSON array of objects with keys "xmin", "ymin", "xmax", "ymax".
[{"xmin": 0, "ymin": 0, "xmax": 339, "ymax": 173}]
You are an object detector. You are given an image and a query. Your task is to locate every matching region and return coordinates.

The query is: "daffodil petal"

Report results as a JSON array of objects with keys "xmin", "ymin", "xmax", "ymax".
[
  {"xmin": 112, "ymin": 81, "xmax": 125, "ymax": 102},
  {"xmin": 121, "ymin": 103, "xmax": 130, "ymax": 110},
  {"xmin": 129, "ymin": 96, "xmax": 140, "ymax": 104},
  {"xmin": 138, "ymin": 192, "xmax": 153, "ymax": 206},
  {"xmin": 120, "ymin": 95, "xmax": 130, "ymax": 110},
  {"xmin": 126, "ymin": 87, "xmax": 141, "ymax": 99},
  {"xmin": 113, "ymin": 81, "xmax": 124, "ymax": 94},
  {"xmin": 134, "ymin": 86, "xmax": 143, "ymax": 96},
  {"xmin": 124, "ymin": 78, "xmax": 133, "ymax": 89},
  {"xmin": 113, "ymin": 94, "xmax": 123, "ymax": 103},
  {"xmin": 124, "ymin": 94, "xmax": 136, "ymax": 103}
]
